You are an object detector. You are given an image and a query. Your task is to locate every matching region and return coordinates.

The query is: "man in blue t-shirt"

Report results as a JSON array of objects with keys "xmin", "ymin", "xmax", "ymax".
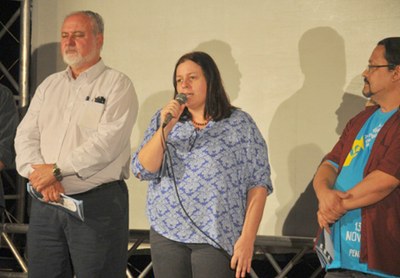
[{"xmin": 313, "ymin": 37, "xmax": 400, "ymax": 277}]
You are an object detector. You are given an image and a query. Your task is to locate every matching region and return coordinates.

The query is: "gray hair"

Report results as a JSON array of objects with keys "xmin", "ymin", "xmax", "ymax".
[{"xmin": 65, "ymin": 10, "xmax": 104, "ymax": 35}]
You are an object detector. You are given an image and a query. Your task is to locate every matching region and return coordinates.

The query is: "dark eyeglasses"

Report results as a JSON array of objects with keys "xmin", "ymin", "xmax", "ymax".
[{"xmin": 366, "ymin": 64, "xmax": 396, "ymax": 73}]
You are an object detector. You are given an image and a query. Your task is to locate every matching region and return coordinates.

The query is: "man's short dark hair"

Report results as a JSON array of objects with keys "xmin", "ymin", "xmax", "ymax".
[{"xmin": 378, "ymin": 37, "xmax": 400, "ymax": 69}]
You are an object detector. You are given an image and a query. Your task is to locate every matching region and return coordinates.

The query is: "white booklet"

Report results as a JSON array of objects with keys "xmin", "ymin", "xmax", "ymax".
[
  {"xmin": 27, "ymin": 183, "xmax": 84, "ymax": 221},
  {"xmin": 314, "ymin": 228, "xmax": 334, "ymax": 267}
]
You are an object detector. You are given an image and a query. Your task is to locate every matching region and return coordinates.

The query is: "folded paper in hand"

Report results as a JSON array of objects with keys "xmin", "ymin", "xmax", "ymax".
[
  {"xmin": 314, "ymin": 228, "xmax": 334, "ymax": 268},
  {"xmin": 27, "ymin": 183, "xmax": 84, "ymax": 221}
]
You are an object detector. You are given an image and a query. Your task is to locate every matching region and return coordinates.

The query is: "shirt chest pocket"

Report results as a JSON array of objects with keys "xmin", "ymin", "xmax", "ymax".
[{"xmin": 77, "ymin": 101, "xmax": 105, "ymax": 130}]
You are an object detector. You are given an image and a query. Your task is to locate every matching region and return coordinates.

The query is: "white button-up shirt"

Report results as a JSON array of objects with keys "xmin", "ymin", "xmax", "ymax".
[{"xmin": 15, "ymin": 60, "xmax": 137, "ymax": 194}]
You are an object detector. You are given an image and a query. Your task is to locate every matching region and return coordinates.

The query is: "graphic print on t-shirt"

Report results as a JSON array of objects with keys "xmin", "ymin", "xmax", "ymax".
[{"xmin": 343, "ymin": 137, "xmax": 364, "ymax": 167}]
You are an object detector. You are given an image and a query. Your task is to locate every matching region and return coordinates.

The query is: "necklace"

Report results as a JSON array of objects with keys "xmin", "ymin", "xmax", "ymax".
[{"xmin": 191, "ymin": 119, "xmax": 209, "ymax": 126}]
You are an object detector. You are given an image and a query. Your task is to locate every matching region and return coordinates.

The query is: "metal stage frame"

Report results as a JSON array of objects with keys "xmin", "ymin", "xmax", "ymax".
[
  {"xmin": 0, "ymin": 0, "xmax": 30, "ymax": 223},
  {"xmin": 1, "ymin": 1, "xmax": 30, "ymax": 276}
]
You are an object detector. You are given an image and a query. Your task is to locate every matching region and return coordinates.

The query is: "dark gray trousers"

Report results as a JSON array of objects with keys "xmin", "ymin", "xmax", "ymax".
[
  {"xmin": 150, "ymin": 228, "xmax": 235, "ymax": 278},
  {"xmin": 27, "ymin": 180, "xmax": 128, "ymax": 278}
]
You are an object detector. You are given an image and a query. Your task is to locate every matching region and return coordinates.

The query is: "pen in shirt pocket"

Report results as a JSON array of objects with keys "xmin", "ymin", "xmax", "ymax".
[
  {"xmin": 85, "ymin": 96, "xmax": 106, "ymax": 104},
  {"xmin": 94, "ymin": 96, "xmax": 106, "ymax": 104}
]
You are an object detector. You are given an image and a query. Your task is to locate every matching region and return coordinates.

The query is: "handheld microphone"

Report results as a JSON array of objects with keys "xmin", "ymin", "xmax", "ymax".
[{"xmin": 162, "ymin": 93, "xmax": 187, "ymax": 128}]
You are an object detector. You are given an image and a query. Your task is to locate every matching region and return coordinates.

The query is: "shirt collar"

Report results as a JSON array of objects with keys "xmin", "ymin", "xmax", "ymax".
[{"xmin": 64, "ymin": 59, "xmax": 106, "ymax": 83}]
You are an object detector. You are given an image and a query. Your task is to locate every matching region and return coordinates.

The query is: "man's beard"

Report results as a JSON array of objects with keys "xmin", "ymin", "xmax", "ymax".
[
  {"xmin": 63, "ymin": 50, "xmax": 84, "ymax": 67},
  {"xmin": 362, "ymin": 90, "xmax": 373, "ymax": 98},
  {"xmin": 62, "ymin": 48, "xmax": 97, "ymax": 68},
  {"xmin": 362, "ymin": 78, "xmax": 373, "ymax": 98}
]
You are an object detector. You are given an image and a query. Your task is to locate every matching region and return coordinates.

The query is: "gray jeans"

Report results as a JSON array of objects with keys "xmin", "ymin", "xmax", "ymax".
[{"xmin": 150, "ymin": 228, "xmax": 235, "ymax": 278}]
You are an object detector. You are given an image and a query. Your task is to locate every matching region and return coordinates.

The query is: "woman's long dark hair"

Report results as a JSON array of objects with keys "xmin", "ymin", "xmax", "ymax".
[{"xmin": 172, "ymin": 51, "xmax": 236, "ymax": 122}]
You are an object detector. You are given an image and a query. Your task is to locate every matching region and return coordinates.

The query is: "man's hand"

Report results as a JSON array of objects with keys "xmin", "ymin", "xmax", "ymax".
[
  {"xmin": 29, "ymin": 164, "xmax": 57, "ymax": 192},
  {"xmin": 230, "ymin": 234, "xmax": 254, "ymax": 278},
  {"xmin": 41, "ymin": 181, "xmax": 65, "ymax": 203},
  {"xmin": 317, "ymin": 189, "xmax": 349, "ymax": 232}
]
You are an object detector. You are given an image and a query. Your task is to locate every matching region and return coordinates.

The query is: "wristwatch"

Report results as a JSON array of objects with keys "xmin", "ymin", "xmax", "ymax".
[{"xmin": 52, "ymin": 163, "xmax": 63, "ymax": 181}]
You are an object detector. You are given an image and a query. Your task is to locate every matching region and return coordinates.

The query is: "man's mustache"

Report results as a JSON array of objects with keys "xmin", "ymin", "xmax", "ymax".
[{"xmin": 64, "ymin": 47, "xmax": 77, "ymax": 53}]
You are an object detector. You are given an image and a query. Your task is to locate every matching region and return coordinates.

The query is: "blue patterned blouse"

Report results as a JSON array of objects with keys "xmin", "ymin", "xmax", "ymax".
[{"xmin": 131, "ymin": 109, "xmax": 273, "ymax": 255}]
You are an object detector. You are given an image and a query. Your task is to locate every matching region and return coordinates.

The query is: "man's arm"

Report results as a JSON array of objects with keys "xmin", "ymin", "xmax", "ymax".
[
  {"xmin": 14, "ymin": 86, "xmax": 46, "ymax": 178},
  {"xmin": 313, "ymin": 160, "xmax": 349, "ymax": 231},
  {"xmin": 343, "ymin": 170, "xmax": 399, "ymax": 210}
]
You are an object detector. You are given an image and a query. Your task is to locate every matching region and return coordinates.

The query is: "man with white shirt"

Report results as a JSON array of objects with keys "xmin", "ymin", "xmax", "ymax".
[{"xmin": 15, "ymin": 11, "xmax": 137, "ymax": 278}]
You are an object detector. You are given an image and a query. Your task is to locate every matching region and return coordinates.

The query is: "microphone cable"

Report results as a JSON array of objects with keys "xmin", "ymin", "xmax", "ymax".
[{"xmin": 160, "ymin": 125, "xmax": 231, "ymax": 261}]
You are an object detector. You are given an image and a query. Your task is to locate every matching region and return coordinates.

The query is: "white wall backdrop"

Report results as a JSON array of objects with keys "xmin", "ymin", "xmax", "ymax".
[{"xmin": 31, "ymin": 0, "xmax": 400, "ymax": 236}]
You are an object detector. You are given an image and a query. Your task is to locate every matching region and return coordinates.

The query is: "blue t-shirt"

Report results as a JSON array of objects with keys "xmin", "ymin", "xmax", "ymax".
[
  {"xmin": 327, "ymin": 108, "xmax": 397, "ymax": 277},
  {"xmin": 131, "ymin": 109, "xmax": 273, "ymax": 255}
]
